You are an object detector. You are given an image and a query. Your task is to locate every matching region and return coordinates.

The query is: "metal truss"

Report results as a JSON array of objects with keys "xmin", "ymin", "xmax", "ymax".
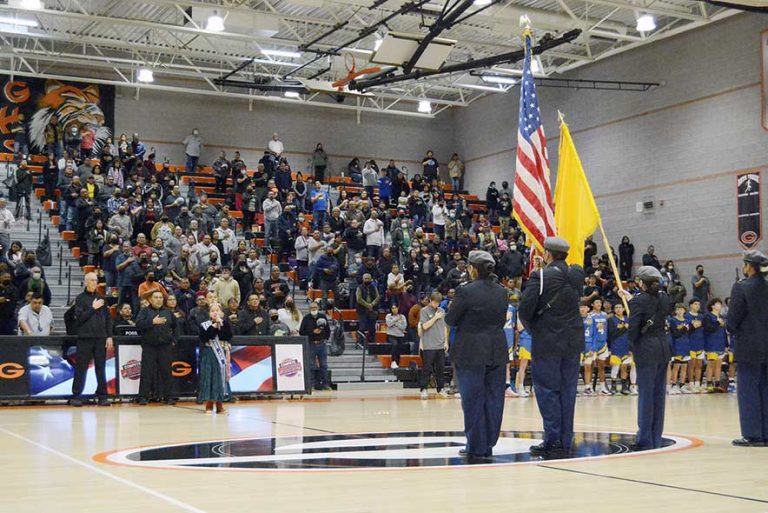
[{"xmin": 0, "ymin": 0, "xmax": 740, "ymax": 118}]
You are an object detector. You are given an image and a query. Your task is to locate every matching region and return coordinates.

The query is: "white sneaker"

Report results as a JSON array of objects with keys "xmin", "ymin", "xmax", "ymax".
[
  {"xmin": 670, "ymin": 385, "xmax": 681, "ymax": 395},
  {"xmin": 680, "ymin": 384, "xmax": 693, "ymax": 394},
  {"xmin": 519, "ymin": 389, "xmax": 530, "ymax": 398},
  {"xmin": 630, "ymin": 385, "xmax": 638, "ymax": 396},
  {"xmin": 454, "ymin": 392, "xmax": 461, "ymax": 398},
  {"xmin": 390, "ymin": 361, "xmax": 399, "ymax": 369},
  {"xmin": 437, "ymin": 390, "xmax": 450, "ymax": 398},
  {"xmin": 420, "ymin": 390, "xmax": 429, "ymax": 399},
  {"xmin": 583, "ymin": 387, "xmax": 594, "ymax": 396},
  {"xmin": 505, "ymin": 388, "xmax": 519, "ymax": 398},
  {"xmin": 599, "ymin": 385, "xmax": 612, "ymax": 396}
]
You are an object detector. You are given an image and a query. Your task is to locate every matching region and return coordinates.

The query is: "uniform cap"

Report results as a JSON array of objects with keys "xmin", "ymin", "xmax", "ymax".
[
  {"xmin": 636, "ymin": 265, "xmax": 662, "ymax": 282},
  {"xmin": 468, "ymin": 250, "xmax": 495, "ymax": 267},
  {"xmin": 743, "ymin": 249, "xmax": 768, "ymax": 265},
  {"xmin": 543, "ymin": 236, "xmax": 570, "ymax": 253}
]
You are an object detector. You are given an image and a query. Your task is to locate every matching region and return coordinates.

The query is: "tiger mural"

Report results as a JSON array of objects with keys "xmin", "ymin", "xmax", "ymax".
[{"xmin": 28, "ymin": 80, "xmax": 111, "ymax": 155}]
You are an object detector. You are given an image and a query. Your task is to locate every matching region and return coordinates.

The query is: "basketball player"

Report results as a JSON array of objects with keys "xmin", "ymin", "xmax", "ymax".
[
  {"xmin": 580, "ymin": 302, "xmax": 594, "ymax": 395},
  {"xmin": 703, "ymin": 298, "xmax": 727, "ymax": 393},
  {"xmin": 589, "ymin": 298, "xmax": 611, "ymax": 395},
  {"xmin": 686, "ymin": 298, "xmax": 706, "ymax": 393},
  {"xmin": 608, "ymin": 303, "xmax": 636, "ymax": 395},
  {"xmin": 513, "ymin": 319, "xmax": 532, "ymax": 398},
  {"xmin": 668, "ymin": 303, "xmax": 691, "ymax": 394}
]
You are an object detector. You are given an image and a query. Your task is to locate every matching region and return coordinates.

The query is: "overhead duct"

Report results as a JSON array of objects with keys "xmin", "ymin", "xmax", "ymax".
[{"xmin": 702, "ymin": 0, "xmax": 768, "ymax": 11}]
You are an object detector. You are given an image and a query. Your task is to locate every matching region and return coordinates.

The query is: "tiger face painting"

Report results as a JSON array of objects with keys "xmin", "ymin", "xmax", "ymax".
[{"xmin": 28, "ymin": 80, "xmax": 112, "ymax": 155}]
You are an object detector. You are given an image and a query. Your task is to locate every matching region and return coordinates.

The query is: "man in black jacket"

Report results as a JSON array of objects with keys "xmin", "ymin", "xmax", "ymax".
[
  {"xmin": 135, "ymin": 290, "xmax": 177, "ymax": 405},
  {"xmin": 728, "ymin": 250, "xmax": 768, "ymax": 447},
  {"xmin": 237, "ymin": 294, "xmax": 270, "ymax": 336},
  {"xmin": 70, "ymin": 272, "xmax": 113, "ymax": 407},
  {"xmin": 519, "ymin": 237, "xmax": 585, "ymax": 456},
  {"xmin": 299, "ymin": 302, "xmax": 331, "ymax": 391}
]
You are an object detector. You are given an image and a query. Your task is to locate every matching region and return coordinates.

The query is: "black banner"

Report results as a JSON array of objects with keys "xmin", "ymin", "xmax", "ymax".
[
  {"xmin": 0, "ymin": 76, "xmax": 115, "ymax": 156},
  {"xmin": 737, "ymin": 172, "xmax": 762, "ymax": 249},
  {"xmin": 0, "ymin": 341, "xmax": 30, "ymax": 397}
]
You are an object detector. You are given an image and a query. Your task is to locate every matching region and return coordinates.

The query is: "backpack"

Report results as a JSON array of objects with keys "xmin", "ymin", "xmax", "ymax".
[
  {"xmin": 328, "ymin": 319, "xmax": 346, "ymax": 356},
  {"xmin": 64, "ymin": 302, "xmax": 78, "ymax": 335}
]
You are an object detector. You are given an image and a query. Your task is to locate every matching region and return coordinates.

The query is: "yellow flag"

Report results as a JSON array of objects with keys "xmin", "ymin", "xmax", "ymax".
[{"xmin": 554, "ymin": 121, "xmax": 600, "ymax": 267}]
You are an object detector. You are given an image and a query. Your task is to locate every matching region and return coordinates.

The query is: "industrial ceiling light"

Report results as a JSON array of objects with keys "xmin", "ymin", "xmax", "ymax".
[
  {"xmin": 473, "ymin": 0, "xmax": 493, "ymax": 6},
  {"xmin": 284, "ymin": 91, "xmax": 300, "ymax": 98},
  {"xmin": 481, "ymin": 75, "xmax": 518, "ymax": 85},
  {"xmin": 374, "ymin": 33, "xmax": 384, "ymax": 51},
  {"xmin": 417, "ymin": 100, "xmax": 432, "ymax": 113},
  {"xmin": 21, "ymin": 0, "xmax": 43, "ymax": 9},
  {"xmin": 137, "ymin": 67, "xmax": 154, "ymax": 83},
  {"xmin": 0, "ymin": 15, "xmax": 38, "ymax": 27},
  {"xmin": 455, "ymin": 83, "xmax": 507, "ymax": 92},
  {"xmin": 262, "ymin": 49, "xmax": 302, "ymax": 58},
  {"xmin": 636, "ymin": 14, "xmax": 656, "ymax": 32},
  {"xmin": 205, "ymin": 11, "xmax": 225, "ymax": 32}
]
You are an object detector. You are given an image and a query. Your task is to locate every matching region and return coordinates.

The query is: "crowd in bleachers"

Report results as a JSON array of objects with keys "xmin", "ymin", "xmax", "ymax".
[{"xmin": 0, "ymin": 128, "xmax": 738, "ymax": 397}]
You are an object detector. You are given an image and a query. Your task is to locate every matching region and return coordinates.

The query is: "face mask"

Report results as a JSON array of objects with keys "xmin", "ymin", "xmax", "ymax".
[
  {"xmin": 270, "ymin": 315, "xmax": 279, "ymax": 322},
  {"xmin": 151, "ymin": 256, "xmax": 159, "ymax": 263},
  {"xmin": 32, "ymin": 272, "xmax": 41, "ymax": 280},
  {"xmin": 310, "ymin": 311, "xmax": 318, "ymax": 317},
  {"xmin": 401, "ymin": 223, "xmax": 408, "ymax": 229}
]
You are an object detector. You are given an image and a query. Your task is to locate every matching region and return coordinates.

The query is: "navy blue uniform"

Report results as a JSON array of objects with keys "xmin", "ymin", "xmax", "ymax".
[
  {"xmin": 727, "ymin": 274, "xmax": 768, "ymax": 442},
  {"xmin": 445, "ymin": 277, "xmax": 509, "ymax": 458},
  {"xmin": 519, "ymin": 260, "xmax": 584, "ymax": 450},
  {"xmin": 627, "ymin": 290, "xmax": 671, "ymax": 449}
]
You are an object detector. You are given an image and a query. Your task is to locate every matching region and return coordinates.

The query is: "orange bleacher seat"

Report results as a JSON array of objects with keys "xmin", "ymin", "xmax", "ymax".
[
  {"xmin": 287, "ymin": 270, "xmax": 298, "ymax": 282},
  {"xmin": 109, "ymin": 305, "xmax": 117, "ymax": 318},
  {"xmin": 35, "ymin": 189, "xmax": 45, "ymax": 198},
  {"xmin": 83, "ymin": 265, "xmax": 96, "ymax": 274},
  {"xmin": 208, "ymin": 197, "xmax": 224, "ymax": 205},
  {"xmin": 491, "ymin": 225, "xmax": 501, "ymax": 234},
  {"xmin": 51, "ymin": 215, "xmax": 61, "ymax": 226},
  {"xmin": 43, "ymin": 200, "xmax": 56, "ymax": 211},
  {"xmin": 268, "ymin": 254, "xmax": 278, "ymax": 264},
  {"xmin": 308, "ymin": 289, "xmax": 334, "ymax": 300},
  {"xmin": 230, "ymin": 210, "xmax": 243, "ymax": 219},
  {"xmin": 332, "ymin": 309, "xmax": 358, "ymax": 321},
  {"xmin": 378, "ymin": 355, "xmax": 422, "ymax": 369},
  {"xmin": 72, "ymin": 247, "xmax": 80, "ymax": 258},
  {"xmin": 61, "ymin": 231, "xmax": 77, "ymax": 241}
]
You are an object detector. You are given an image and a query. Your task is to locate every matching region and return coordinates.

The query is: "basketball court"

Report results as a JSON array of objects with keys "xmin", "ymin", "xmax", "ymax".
[{"xmin": 2, "ymin": 392, "xmax": 766, "ymax": 513}]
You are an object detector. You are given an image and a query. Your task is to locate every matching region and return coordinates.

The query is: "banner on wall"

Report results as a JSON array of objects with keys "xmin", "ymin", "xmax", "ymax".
[
  {"xmin": 0, "ymin": 342, "xmax": 30, "ymax": 396},
  {"xmin": 737, "ymin": 172, "xmax": 762, "ymax": 249},
  {"xmin": 762, "ymin": 30, "xmax": 768, "ymax": 130},
  {"xmin": 0, "ymin": 77, "xmax": 115, "ymax": 155},
  {"xmin": 28, "ymin": 344, "xmax": 117, "ymax": 397}
]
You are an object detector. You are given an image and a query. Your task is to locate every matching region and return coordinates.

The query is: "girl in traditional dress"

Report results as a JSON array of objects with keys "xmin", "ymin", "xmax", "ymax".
[{"xmin": 197, "ymin": 302, "xmax": 232, "ymax": 414}]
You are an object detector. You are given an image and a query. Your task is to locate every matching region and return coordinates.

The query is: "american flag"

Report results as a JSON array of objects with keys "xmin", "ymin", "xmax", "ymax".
[{"xmin": 512, "ymin": 32, "xmax": 555, "ymax": 253}]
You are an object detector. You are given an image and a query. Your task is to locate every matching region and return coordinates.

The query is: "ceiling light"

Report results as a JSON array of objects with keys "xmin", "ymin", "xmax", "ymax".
[
  {"xmin": 374, "ymin": 35, "xmax": 384, "ymax": 51},
  {"xmin": 137, "ymin": 67, "xmax": 154, "ymax": 83},
  {"xmin": 205, "ymin": 11, "xmax": 225, "ymax": 32},
  {"xmin": 21, "ymin": 0, "xmax": 43, "ymax": 9},
  {"xmin": 284, "ymin": 91, "xmax": 300, "ymax": 98},
  {"xmin": 474, "ymin": 0, "xmax": 493, "ymax": 6},
  {"xmin": 481, "ymin": 75, "xmax": 517, "ymax": 85},
  {"xmin": 0, "ymin": 16, "xmax": 38, "ymax": 27},
  {"xmin": 262, "ymin": 49, "xmax": 302, "ymax": 58},
  {"xmin": 418, "ymin": 100, "xmax": 432, "ymax": 113},
  {"xmin": 636, "ymin": 14, "xmax": 656, "ymax": 32}
]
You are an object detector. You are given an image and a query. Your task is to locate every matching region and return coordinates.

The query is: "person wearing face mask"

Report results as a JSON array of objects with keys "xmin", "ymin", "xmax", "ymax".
[
  {"xmin": 268, "ymin": 308, "xmax": 289, "ymax": 336},
  {"xmin": 391, "ymin": 218, "xmax": 412, "ymax": 263},
  {"xmin": 299, "ymin": 302, "xmax": 332, "ymax": 391},
  {"xmin": 212, "ymin": 267, "xmax": 241, "ymax": 308},
  {"xmin": 135, "ymin": 290, "xmax": 178, "ymax": 405},
  {"xmin": 183, "ymin": 128, "xmax": 202, "ymax": 175},
  {"xmin": 618, "ymin": 236, "xmax": 635, "ymax": 281},
  {"xmin": 138, "ymin": 271, "xmax": 168, "ymax": 302},
  {"xmin": 691, "ymin": 264, "xmax": 711, "ymax": 304},
  {"xmin": 355, "ymin": 273, "xmax": 380, "ymax": 349},
  {"xmin": 20, "ymin": 266, "xmax": 51, "ymax": 306}
]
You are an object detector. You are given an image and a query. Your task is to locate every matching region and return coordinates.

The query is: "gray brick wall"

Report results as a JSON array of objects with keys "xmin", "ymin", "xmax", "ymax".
[
  {"xmin": 115, "ymin": 90, "xmax": 455, "ymax": 179},
  {"xmin": 452, "ymin": 13, "xmax": 768, "ymax": 297}
]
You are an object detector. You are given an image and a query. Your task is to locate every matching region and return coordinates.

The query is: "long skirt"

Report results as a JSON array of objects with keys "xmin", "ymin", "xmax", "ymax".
[{"xmin": 197, "ymin": 346, "xmax": 226, "ymax": 402}]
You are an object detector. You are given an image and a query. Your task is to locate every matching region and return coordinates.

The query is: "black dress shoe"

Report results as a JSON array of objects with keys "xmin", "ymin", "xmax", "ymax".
[
  {"xmin": 165, "ymin": 398, "xmax": 177, "ymax": 405},
  {"xmin": 530, "ymin": 441, "xmax": 567, "ymax": 457},
  {"xmin": 732, "ymin": 438, "xmax": 765, "ymax": 447},
  {"xmin": 458, "ymin": 448, "xmax": 468, "ymax": 456},
  {"xmin": 69, "ymin": 398, "xmax": 83, "ymax": 407},
  {"xmin": 137, "ymin": 397, "xmax": 148, "ymax": 406},
  {"xmin": 629, "ymin": 444, "xmax": 652, "ymax": 452},
  {"xmin": 97, "ymin": 397, "xmax": 111, "ymax": 407}
]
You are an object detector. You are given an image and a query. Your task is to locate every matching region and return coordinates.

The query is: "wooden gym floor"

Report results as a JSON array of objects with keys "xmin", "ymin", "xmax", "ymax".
[{"xmin": 1, "ymin": 390, "xmax": 766, "ymax": 513}]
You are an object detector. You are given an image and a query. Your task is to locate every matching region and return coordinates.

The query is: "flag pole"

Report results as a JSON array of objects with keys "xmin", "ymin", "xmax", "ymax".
[{"xmin": 596, "ymin": 219, "xmax": 630, "ymax": 314}]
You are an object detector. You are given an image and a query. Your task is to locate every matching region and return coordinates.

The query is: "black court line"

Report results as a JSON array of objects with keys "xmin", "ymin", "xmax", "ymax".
[
  {"xmin": 170, "ymin": 403, "xmax": 337, "ymax": 434},
  {"xmin": 538, "ymin": 465, "xmax": 768, "ymax": 504}
]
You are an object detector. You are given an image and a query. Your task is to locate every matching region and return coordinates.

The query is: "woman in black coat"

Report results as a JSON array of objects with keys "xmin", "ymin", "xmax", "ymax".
[
  {"xmin": 627, "ymin": 266, "xmax": 671, "ymax": 450},
  {"xmin": 618, "ymin": 236, "xmax": 635, "ymax": 281}
]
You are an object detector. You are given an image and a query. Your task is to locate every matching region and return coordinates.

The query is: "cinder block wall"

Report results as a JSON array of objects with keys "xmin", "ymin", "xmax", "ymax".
[{"xmin": 453, "ymin": 13, "xmax": 768, "ymax": 297}]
